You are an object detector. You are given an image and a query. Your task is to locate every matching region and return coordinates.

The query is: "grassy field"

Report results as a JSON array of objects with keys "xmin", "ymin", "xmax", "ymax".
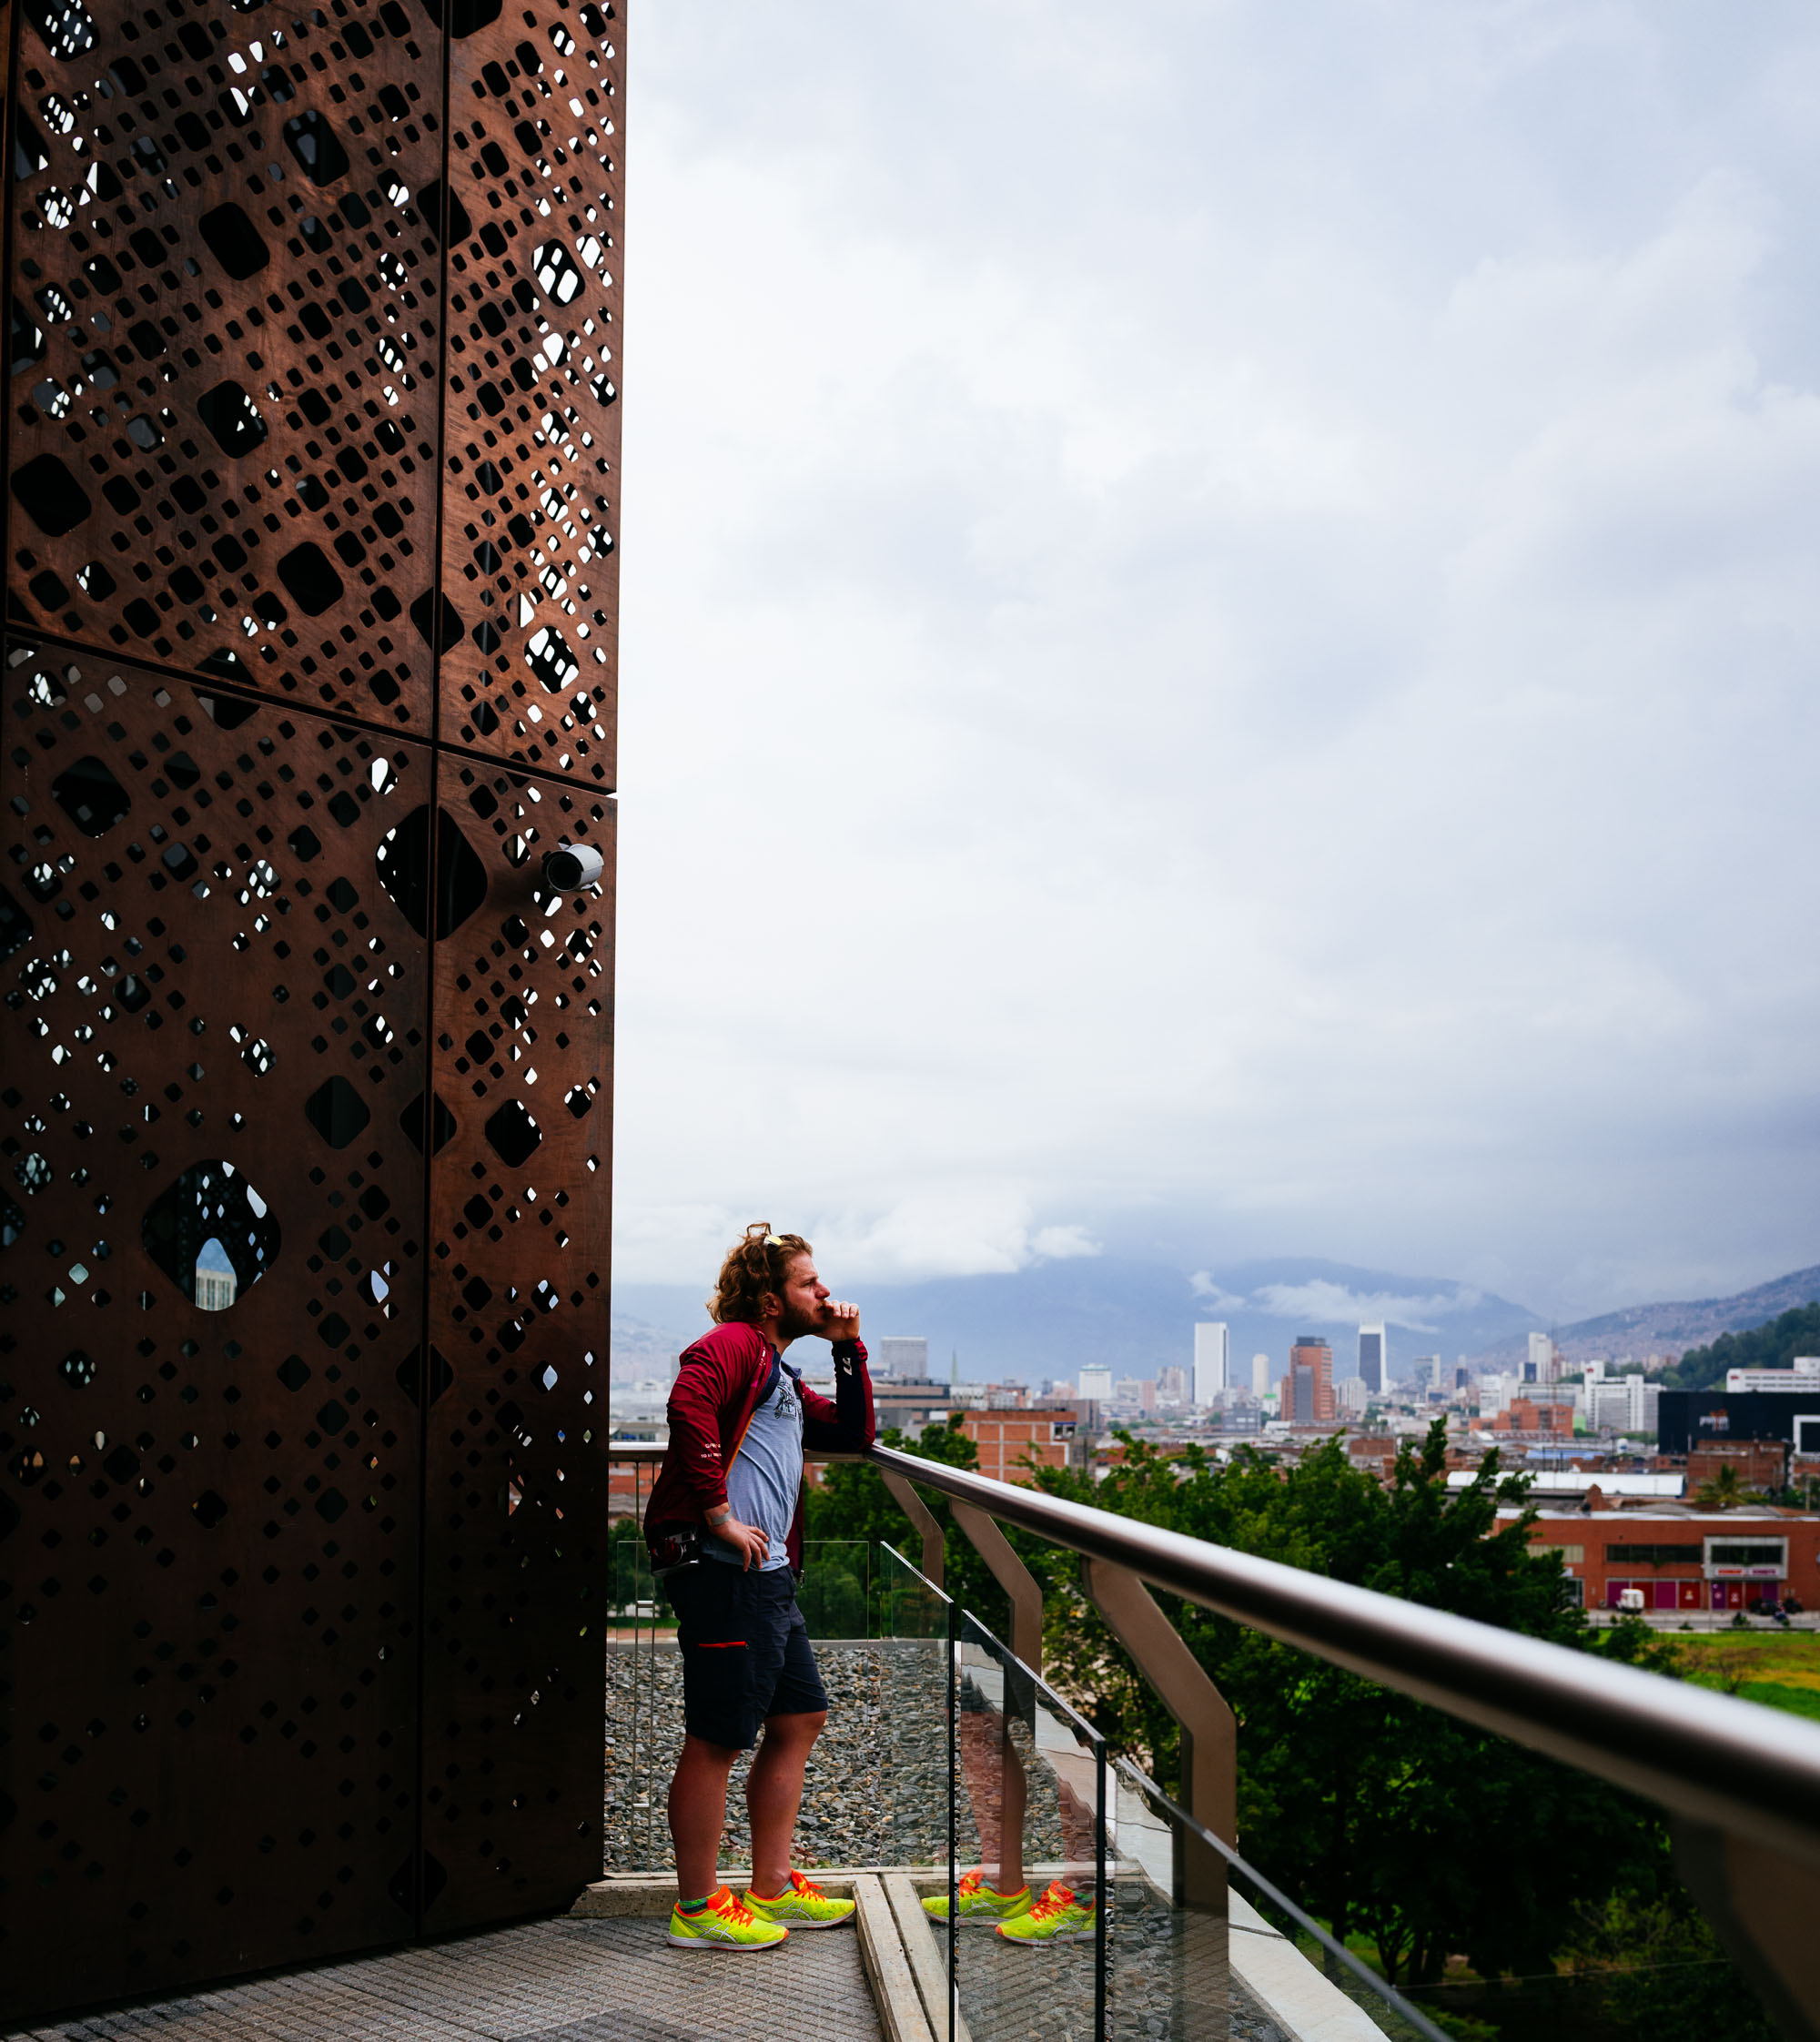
[{"xmin": 1671, "ymin": 1630, "xmax": 1820, "ymax": 1720}]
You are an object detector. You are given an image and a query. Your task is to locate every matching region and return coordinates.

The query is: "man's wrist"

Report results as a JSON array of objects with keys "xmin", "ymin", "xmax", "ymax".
[{"xmin": 704, "ymin": 1504, "xmax": 732, "ymax": 1528}]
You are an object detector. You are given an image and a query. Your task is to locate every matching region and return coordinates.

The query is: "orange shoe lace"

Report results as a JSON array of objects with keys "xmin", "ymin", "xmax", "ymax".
[
  {"xmin": 788, "ymin": 1871, "xmax": 826, "ymax": 1899},
  {"xmin": 710, "ymin": 1887, "xmax": 756, "ymax": 1924},
  {"xmin": 1028, "ymin": 1881, "xmax": 1077, "ymax": 1921},
  {"xmin": 957, "ymin": 1869, "xmax": 987, "ymax": 1896}
]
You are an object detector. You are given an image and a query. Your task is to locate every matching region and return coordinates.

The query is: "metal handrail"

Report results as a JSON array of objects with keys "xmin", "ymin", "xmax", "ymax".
[
  {"xmin": 603, "ymin": 1431, "xmax": 1820, "ymax": 1863},
  {"xmin": 863, "ymin": 1441, "xmax": 1820, "ymax": 1869}
]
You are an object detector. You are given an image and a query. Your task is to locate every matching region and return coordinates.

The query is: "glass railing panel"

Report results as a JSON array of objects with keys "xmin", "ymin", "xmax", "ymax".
[
  {"xmin": 1106, "ymin": 1768, "xmax": 1231, "ymax": 2040},
  {"xmin": 875, "ymin": 1542, "xmax": 956, "ymax": 1876},
  {"xmin": 1112, "ymin": 1760, "xmax": 1450, "ymax": 2042},
  {"xmin": 950, "ymin": 1608, "xmax": 1107, "ymax": 2042},
  {"xmin": 797, "ymin": 1536, "xmax": 875, "ymax": 1638}
]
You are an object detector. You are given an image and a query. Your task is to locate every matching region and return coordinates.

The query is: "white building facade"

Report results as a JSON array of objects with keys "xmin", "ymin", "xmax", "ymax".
[{"xmin": 1193, "ymin": 1322, "xmax": 1229, "ymax": 1407}]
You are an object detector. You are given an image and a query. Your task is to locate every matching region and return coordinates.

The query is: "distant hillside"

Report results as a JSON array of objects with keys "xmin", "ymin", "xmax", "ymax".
[
  {"xmin": 1469, "ymin": 1263, "xmax": 1820, "ymax": 1370},
  {"xmin": 612, "ymin": 1255, "xmax": 1542, "ymax": 1384},
  {"xmin": 1660, "ymin": 1303, "xmax": 1820, "ymax": 1392},
  {"xmin": 610, "ymin": 1312, "xmax": 694, "ymax": 1381}
]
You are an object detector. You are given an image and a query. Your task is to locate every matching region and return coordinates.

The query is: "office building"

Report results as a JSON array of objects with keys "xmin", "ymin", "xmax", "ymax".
[
  {"xmin": 1078, "ymin": 1367, "xmax": 1114, "ymax": 1404},
  {"xmin": 1661, "ymin": 1390, "xmax": 1820, "ymax": 1455},
  {"xmin": 1589, "ymin": 1375, "xmax": 1660, "ymax": 1434},
  {"xmin": 1193, "ymin": 1322, "xmax": 1229, "ymax": 1406},
  {"xmin": 875, "ymin": 1336, "xmax": 929, "ymax": 1380},
  {"xmin": 1338, "ymin": 1376, "xmax": 1370, "ymax": 1418},
  {"xmin": 1528, "ymin": 1332, "xmax": 1558, "ymax": 1385},
  {"xmin": 1158, "ymin": 1366, "xmax": 1189, "ymax": 1406},
  {"xmin": 1252, "ymin": 1354, "xmax": 1271, "ymax": 1398},
  {"xmin": 1727, "ymin": 1358, "xmax": 1820, "ymax": 1393},
  {"xmin": 1279, "ymin": 1337, "xmax": 1335, "ymax": 1425},
  {"xmin": 870, "ymin": 1377, "xmax": 954, "ymax": 1435},
  {"xmin": 1478, "ymin": 1372, "xmax": 1514, "ymax": 1418},
  {"xmin": 1358, "ymin": 1325, "xmax": 1385, "ymax": 1395}
]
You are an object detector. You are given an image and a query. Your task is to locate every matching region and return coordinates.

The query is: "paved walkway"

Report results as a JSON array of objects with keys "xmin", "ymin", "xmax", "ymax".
[{"xmin": 7, "ymin": 1917, "xmax": 883, "ymax": 2042}]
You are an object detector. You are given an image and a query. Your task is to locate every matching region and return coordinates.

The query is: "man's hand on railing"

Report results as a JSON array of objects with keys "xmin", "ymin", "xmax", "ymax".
[{"xmin": 705, "ymin": 1505, "xmax": 770, "ymax": 1571}]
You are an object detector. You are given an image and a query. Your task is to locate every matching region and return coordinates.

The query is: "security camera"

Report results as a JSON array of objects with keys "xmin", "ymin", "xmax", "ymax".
[{"xmin": 542, "ymin": 842, "xmax": 604, "ymax": 891}]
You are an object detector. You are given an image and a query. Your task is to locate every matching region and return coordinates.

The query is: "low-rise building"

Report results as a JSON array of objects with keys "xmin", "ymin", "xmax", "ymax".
[
  {"xmin": 1491, "ymin": 1399, "xmax": 1575, "ymax": 1437},
  {"xmin": 960, "ymin": 1407, "xmax": 1086, "ymax": 1483},
  {"xmin": 1688, "ymin": 1439, "xmax": 1789, "ymax": 1493},
  {"xmin": 1516, "ymin": 1505, "xmax": 1820, "ymax": 1612},
  {"xmin": 1726, "ymin": 1358, "xmax": 1820, "ymax": 1394}
]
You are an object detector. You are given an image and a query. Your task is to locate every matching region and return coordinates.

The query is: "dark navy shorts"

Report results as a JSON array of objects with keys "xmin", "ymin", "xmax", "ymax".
[{"xmin": 666, "ymin": 1562, "xmax": 828, "ymax": 1752}]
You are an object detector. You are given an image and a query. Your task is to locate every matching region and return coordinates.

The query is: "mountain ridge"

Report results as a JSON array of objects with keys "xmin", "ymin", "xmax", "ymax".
[
  {"xmin": 1471, "ymin": 1263, "xmax": 1820, "ymax": 1370},
  {"xmin": 612, "ymin": 1253, "xmax": 1820, "ymax": 1385},
  {"xmin": 611, "ymin": 1254, "xmax": 1541, "ymax": 1383}
]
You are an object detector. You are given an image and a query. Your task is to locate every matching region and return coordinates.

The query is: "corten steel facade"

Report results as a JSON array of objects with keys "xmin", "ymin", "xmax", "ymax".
[{"xmin": 0, "ymin": 0, "xmax": 623, "ymax": 2019}]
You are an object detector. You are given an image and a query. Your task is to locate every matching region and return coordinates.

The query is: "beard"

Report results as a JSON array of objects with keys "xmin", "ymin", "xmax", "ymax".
[{"xmin": 774, "ymin": 1299, "xmax": 825, "ymax": 1341}]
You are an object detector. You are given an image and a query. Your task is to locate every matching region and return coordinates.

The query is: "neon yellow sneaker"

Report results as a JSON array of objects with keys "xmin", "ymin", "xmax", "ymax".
[
  {"xmin": 742, "ymin": 1869, "xmax": 857, "ymax": 1930},
  {"xmin": 666, "ymin": 1885, "xmax": 790, "ymax": 1951},
  {"xmin": 995, "ymin": 1880, "xmax": 1097, "ymax": 1944},
  {"xmin": 921, "ymin": 1868, "xmax": 1033, "ymax": 1924}
]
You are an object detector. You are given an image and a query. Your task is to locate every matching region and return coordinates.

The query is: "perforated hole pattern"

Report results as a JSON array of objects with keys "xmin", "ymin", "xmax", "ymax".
[
  {"xmin": 5, "ymin": 0, "xmax": 622, "ymax": 783},
  {"xmin": 0, "ymin": 0, "xmax": 622, "ymax": 1993}
]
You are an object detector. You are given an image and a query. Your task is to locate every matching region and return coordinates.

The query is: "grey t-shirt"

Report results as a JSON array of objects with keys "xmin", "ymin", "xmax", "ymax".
[{"xmin": 706, "ymin": 1355, "xmax": 803, "ymax": 1573}]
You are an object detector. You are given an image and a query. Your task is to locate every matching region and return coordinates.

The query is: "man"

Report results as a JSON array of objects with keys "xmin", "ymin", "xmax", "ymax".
[{"xmin": 643, "ymin": 1224, "xmax": 877, "ymax": 1951}]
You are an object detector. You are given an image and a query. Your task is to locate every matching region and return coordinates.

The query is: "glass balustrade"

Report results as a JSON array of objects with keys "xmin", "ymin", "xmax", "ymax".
[
  {"xmin": 1110, "ymin": 1760, "xmax": 1449, "ymax": 2042},
  {"xmin": 947, "ymin": 1608, "xmax": 1107, "ymax": 2042}
]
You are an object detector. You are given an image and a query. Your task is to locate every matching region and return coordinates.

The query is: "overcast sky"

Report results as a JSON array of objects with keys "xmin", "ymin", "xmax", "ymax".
[{"xmin": 611, "ymin": 1, "xmax": 1820, "ymax": 1321}]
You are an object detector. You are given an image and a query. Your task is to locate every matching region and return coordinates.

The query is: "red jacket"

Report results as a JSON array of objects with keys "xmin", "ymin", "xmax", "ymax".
[{"xmin": 644, "ymin": 1321, "xmax": 876, "ymax": 1573}]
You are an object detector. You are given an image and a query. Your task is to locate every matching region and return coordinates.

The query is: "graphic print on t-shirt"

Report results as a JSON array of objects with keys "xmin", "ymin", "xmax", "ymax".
[{"xmin": 707, "ymin": 1359, "xmax": 804, "ymax": 1572}]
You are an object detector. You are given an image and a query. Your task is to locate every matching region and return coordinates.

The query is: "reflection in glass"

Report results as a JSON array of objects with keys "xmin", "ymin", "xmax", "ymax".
[{"xmin": 949, "ymin": 1611, "xmax": 1105, "ymax": 2042}]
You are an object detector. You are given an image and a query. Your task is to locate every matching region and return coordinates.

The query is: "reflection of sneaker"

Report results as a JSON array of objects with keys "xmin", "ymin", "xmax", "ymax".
[
  {"xmin": 666, "ymin": 1885, "xmax": 789, "ymax": 1950},
  {"xmin": 743, "ymin": 1870, "xmax": 857, "ymax": 1930},
  {"xmin": 995, "ymin": 1881, "xmax": 1097, "ymax": 1944},
  {"xmin": 922, "ymin": 1869, "xmax": 1033, "ymax": 1923}
]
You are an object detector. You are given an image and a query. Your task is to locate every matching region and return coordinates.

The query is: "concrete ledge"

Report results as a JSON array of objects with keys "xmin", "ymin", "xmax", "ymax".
[{"xmin": 1227, "ymin": 1892, "xmax": 1389, "ymax": 2042}]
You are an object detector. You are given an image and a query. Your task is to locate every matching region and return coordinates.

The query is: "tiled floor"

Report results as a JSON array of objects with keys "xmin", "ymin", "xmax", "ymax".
[{"xmin": 7, "ymin": 1918, "xmax": 883, "ymax": 2042}]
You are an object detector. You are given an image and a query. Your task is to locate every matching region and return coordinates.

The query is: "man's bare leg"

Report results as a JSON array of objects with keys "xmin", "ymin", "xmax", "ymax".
[
  {"xmin": 669, "ymin": 1732, "xmax": 742, "ymax": 1901},
  {"xmin": 745, "ymin": 1708, "xmax": 827, "ymax": 1897}
]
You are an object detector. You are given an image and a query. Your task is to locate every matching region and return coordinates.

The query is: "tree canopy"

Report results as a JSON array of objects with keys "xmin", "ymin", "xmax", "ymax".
[{"xmin": 812, "ymin": 1419, "xmax": 1694, "ymax": 1991}]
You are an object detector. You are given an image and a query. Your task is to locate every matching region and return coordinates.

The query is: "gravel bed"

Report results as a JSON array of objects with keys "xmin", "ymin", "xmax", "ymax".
[{"xmin": 604, "ymin": 1638, "xmax": 949, "ymax": 1874}]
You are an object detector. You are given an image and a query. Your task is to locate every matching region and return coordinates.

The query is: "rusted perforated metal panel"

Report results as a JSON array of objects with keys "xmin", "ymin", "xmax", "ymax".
[
  {"xmin": 415, "ymin": 764, "xmax": 612, "ymax": 1930},
  {"xmin": 5, "ymin": 0, "xmax": 447, "ymax": 727},
  {"xmin": 1, "ymin": 0, "xmax": 621, "ymax": 2017},
  {"xmin": 437, "ymin": 3, "xmax": 622, "ymax": 781},
  {"xmin": 0, "ymin": 648, "xmax": 434, "ymax": 2007}
]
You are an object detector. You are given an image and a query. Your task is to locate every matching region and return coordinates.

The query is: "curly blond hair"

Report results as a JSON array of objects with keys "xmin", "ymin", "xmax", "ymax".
[{"xmin": 708, "ymin": 1222, "xmax": 813, "ymax": 1325}]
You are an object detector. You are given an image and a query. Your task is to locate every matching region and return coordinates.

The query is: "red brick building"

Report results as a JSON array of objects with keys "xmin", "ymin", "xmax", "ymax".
[
  {"xmin": 961, "ymin": 1408, "xmax": 1085, "ymax": 1483},
  {"xmin": 1687, "ymin": 1440, "xmax": 1790, "ymax": 1492},
  {"xmin": 1491, "ymin": 1400, "xmax": 1575, "ymax": 1437},
  {"xmin": 1513, "ymin": 1507, "xmax": 1820, "ymax": 1612}
]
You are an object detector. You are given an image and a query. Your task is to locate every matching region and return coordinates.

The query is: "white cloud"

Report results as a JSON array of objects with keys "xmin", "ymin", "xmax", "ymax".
[
  {"xmin": 1246, "ymin": 1282, "xmax": 1487, "ymax": 1336},
  {"xmin": 1189, "ymin": 1274, "xmax": 1247, "ymax": 1309},
  {"xmin": 1031, "ymin": 1225, "xmax": 1102, "ymax": 1262},
  {"xmin": 611, "ymin": 2, "xmax": 1820, "ymax": 1314}
]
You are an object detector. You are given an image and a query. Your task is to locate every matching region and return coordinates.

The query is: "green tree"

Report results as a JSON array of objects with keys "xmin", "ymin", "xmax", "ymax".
[
  {"xmin": 804, "ymin": 1417, "xmax": 1022, "ymax": 1633},
  {"xmin": 1662, "ymin": 1302, "xmax": 1820, "ymax": 1392},
  {"xmin": 1030, "ymin": 1425, "xmax": 1676, "ymax": 1990},
  {"xmin": 1571, "ymin": 1891, "xmax": 1776, "ymax": 2042},
  {"xmin": 1692, "ymin": 1461, "xmax": 1766, "ymax": 1511}
]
